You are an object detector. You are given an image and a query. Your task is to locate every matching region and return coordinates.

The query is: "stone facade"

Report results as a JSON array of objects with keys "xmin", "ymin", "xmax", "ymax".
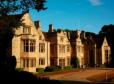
[
  {"xmin": 12, "ymin": 13, "xmax": 50, "ymax": 72},
  {"xmin": 11, "ymin": 13, "xmax": 111, "ymax": 72}
]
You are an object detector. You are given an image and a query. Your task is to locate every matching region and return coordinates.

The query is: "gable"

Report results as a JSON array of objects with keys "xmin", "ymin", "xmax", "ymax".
[
  {"xmin": 102, "ymin": 37, "xmax": 109, "ymax": 47},
  {"xmin": 15, "ymin": 13, "xmax": 38, "ymax": 36}
]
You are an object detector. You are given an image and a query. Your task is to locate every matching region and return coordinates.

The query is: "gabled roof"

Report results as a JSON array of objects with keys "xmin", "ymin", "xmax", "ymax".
[{"xmin": 95, "ymin": 35, "xmax": 106, "ymax": 48}]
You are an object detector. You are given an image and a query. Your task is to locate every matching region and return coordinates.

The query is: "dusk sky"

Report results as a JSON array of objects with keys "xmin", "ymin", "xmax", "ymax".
[{"xmin": 30, "ymin": 0, "xmax": 114, "ymax": 34}]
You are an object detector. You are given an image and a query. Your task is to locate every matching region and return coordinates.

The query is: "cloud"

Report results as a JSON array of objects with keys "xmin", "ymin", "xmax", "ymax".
[{"xmin": 88, "ymin": 0, "xmax": 102, "ymax": 6}]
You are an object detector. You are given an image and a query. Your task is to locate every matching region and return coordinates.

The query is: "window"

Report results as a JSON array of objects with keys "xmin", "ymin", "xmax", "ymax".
[
  {"xmin": 23, "ymin": 59, "xmax": 29, "ymax": 68},
  {"xmin": 78, "ymin": 41, "xmax": 81, "ymax": 44},
  {"xmin": 30, "ymin": 59, "xmax": 36, "ymax": 67},
  {"xmin": 67, "ymin": 45, "xmax": 70, "ymax": 52},
  {"xmin": 22, "ymin": 58, "xmax": 36, "ymax": 68},
  {"xmin": 39, "ymin": 58, "xmax": 45, "ymax": 65},
  {"xmin": 39, "ymin": 43, "xmax": 45, "ymax": 53},
  {"xmin": 30, "ymin": 40, "xmax": 36, "ymax": 52},
  {"xmin": 23, "ymin": 39, "xmax": 36, "ymax": 52},
  {"xmin": 67, "ymin": 57, "xmax": 70, "ymax": 66},
  {"xmin": 77, "ymin": 46, "xmax": 81, "ymax": 52},
  {"xmin": 60, "ymin": 37, "xmax": 64, "ymax": 42},
  {"xmin": 77, "ymin": 46, "xmax": 83, "ymax": 53},
  {"xmin": 39, "ymin": 35, "xmax": 42, "ymax": 40},
  {"xmin": 81, "ymin": 47, "xmax": 84, "ymax": 53},
  {"xmin": 105, "ymin": 49, "xmax": 109, "ymax": 63},
  {"xmin": 59, "ymin": 58, "xmax": 65, "ymax": 67},
  {"xmin": 23, "ymin": 39, "xmax": 29, "ymax": 52},
  {"xmin": 23, "ymin": 27, "xmax": 31, "ymax": 34},
  {"xmin": 59, "ymin": 45, "xmax": 65, "ymax": 53}
]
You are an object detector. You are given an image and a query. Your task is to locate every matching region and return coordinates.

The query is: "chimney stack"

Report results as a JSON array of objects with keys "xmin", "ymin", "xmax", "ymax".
[
  {"xmin": 81, "ymin": 31, "xmax": 86, "ymax": 39},
  {"xmin": 34, "ymin": 21, "xmax": 41, "ymax": 30},
  {"xmin": 67, "ymin": 32, "xmax": 70, "ymax": 39},
  {"xmin": 76, "ymin": 30, "xmax": 81, "ymax": 38},
  {"xmin": 48, "ymin": 24, "xmax": 54, "ymax": 32}
]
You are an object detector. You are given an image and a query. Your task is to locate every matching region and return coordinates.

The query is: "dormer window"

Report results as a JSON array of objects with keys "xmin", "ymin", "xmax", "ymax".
[
  {"xmin": 39, "ymin": 35, "xmax": 42, "ymax": 40},
  {"xmin": 23, "ymin": 27, "xmax": 31, "ymax": 34}
]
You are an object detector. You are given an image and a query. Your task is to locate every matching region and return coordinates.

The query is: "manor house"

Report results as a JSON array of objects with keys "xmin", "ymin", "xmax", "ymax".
[{"xmin": 12, "ymin": 13, "xmax": 111, "ymax": 72}]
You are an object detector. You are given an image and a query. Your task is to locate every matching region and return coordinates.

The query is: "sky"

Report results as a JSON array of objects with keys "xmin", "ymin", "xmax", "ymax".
[{"xmin": 29, "ymin": 0, "xmax": 114, "ymax": 34}]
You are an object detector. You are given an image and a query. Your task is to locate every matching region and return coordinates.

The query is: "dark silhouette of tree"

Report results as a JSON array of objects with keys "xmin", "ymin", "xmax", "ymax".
[
  {"xmin": 99, "ymin": 24, "xmax": 114, "ymax": 67},
  {"xmin": 0, "ymin": 0, "xmax": 47, "ymax": 63},
  {"xmin": 0, "ymin": 0, "xmax": 47, "ymax": 83},
  {"xmin": 0, "ymin": 0, "xmax": 47, "ymax": 15},
  {"xmin": 71, "ymin": 56, "xmax": 79, "ymax": 68}
]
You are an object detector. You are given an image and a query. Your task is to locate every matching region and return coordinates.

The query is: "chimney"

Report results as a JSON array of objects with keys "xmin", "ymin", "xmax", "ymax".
[
  {"xmin": 81, "ymin": 31, "xmax": 86, "ymax": 39},
  {"xmin": 76, "ymin": 30, "xmax": 81, "ymax": 38},
  {"xmin": 67, "ymin": 32, "xmax": 70, "ymax": 39},
  {"xmin": 48, "ymin": 24, "xmax": 54, "ymax": 32},
  {"xmin": 34, "ymin": 21, "xmax": 41, "ymax": 30}
]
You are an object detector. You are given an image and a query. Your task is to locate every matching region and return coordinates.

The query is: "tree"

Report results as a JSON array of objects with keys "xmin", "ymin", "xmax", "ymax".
[
  {"xmin": 0, "ymin": 0, "xmax": 47, "ymax": 15},
  {"xmin": 71, "ymin": 56, "xmax": 79, "ymax": 68},
  {"xmin": 99, "ymin": 24, "xmax": 114, "ymax": 67},
  {"xmin": 0, "ymin": 0, "xmax": 47, "ymax": 71}
]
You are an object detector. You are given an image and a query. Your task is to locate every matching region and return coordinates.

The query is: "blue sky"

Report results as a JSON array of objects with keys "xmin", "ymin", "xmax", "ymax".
[{"xmin": 30, "ymin": 0, "xmax": 114, "ymax": 34}]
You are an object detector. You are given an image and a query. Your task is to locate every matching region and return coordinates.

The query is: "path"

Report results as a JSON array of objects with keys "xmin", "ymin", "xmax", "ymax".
[{"xmin": 48, "ymin": 69, "xmax": 113, "ymax": 82}]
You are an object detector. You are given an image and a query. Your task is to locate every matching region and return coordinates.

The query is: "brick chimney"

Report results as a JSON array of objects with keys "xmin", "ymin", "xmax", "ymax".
[{"xmin": 48, "ymin": 24, "xmax": 54, "ymax": 32}]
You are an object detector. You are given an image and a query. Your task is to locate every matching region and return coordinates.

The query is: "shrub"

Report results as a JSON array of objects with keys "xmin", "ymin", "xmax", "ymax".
[
  {"xmin": 63, "ymin": 66, "xmax": 73, "ymax": 70},
  {"xmin": 16, "ymin": 68, "xmax": 23, "ymax": 72},
  {"xmin": 36, "ymin": 68, "xmax": 44, "ymax": 73},
  {"xmin": 44, "ymin": 66, "xmax": 61, "ymax": 72}
]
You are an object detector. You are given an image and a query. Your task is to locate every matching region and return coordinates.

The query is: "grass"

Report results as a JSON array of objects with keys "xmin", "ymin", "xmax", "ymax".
[
  {"xmin": 35, "ymin": 66, "xmax": 76, "ymax": 75},
  {"xmin": 35, "ymin": 68, "xmax": 80, "ymax": 77}
]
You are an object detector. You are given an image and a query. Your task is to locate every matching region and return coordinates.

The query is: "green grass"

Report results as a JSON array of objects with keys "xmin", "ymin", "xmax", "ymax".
[
  {"xmin": 35, "ymin": 66, "xmax": 76, "ymax": 75},
  {"xmin": 35, "ymin": 68, "xmax": 80, "ymax": 77}
]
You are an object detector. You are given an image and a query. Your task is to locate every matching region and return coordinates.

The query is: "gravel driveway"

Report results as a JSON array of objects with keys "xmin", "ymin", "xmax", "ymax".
[{"xmin": 48, "ymin": 69, "xmax": 112, "ymax": 82}]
